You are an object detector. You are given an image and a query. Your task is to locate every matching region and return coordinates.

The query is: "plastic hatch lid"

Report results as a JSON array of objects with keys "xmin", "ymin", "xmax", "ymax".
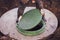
[{"xmin": 17, "ymin": 9, "xmax": 42, "ymax": 30}]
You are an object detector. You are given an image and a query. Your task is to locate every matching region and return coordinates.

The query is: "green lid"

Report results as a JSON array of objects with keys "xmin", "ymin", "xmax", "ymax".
[{"xmin": 18, "ymin": 9, "xmax": 42, "ymax": 30}]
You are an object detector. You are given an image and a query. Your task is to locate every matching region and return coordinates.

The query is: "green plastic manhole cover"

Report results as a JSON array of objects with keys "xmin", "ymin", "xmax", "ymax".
[{"xmin": 17, "ymin": 9, "xmax": 42, "ymax": 30}]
